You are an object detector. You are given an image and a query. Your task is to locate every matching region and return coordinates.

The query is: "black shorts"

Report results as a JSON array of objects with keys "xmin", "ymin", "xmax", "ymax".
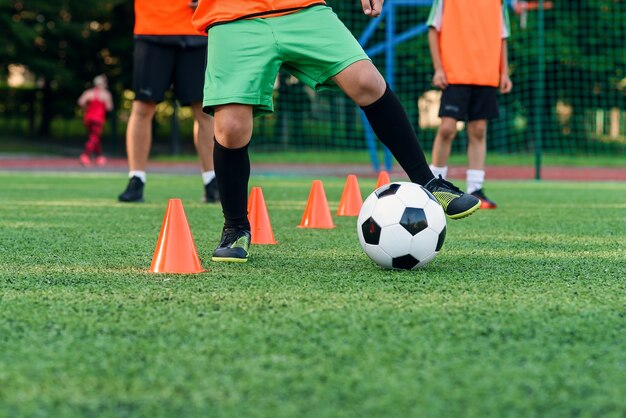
[
  {"xmin": 132, "ymin": 39, "xmax": 207, "ymax": 105},
  {"xmin": 438, "ymin": 84, "xmax": 499, "ymax": 121}
]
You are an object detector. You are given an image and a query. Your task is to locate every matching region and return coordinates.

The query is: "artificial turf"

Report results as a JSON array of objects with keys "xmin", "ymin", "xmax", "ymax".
[{"xmin": 0, "ymin": 172, "xmax": 624, "ymax": 418}]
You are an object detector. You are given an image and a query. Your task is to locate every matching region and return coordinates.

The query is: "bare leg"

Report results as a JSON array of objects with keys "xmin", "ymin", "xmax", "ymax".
[
  {"xmin": 214, "ymin": 104, "xmax": 254, "ymax": 148},
  {"xmin": 213, "ymin": 104, "xmax": 254, "ymax": 227},
  {"xmin": 333, "ymin": 60, "xmax": 434, "ymax": 185},
  {"xmin": 118, "ymin": 100, "xmax": 155, "ymax": 201},
  {"xmin": 126, "ymin": 100, "xmax": 156, "ymax": 171},
  {"xmin": 465, "ymin": 119, "xmax": 493, "ymax": 203},
  {"xmin": 466, "ymin": 119, "xmax": 487, "ymax": 170},
  {"xmin": 211, "ymin": 104, "xmax": 255, "ymax": 258},
  {"xmin": 332, "ymin": 60, "xmax": 386, "ymax": 106},
  {"xmin": 431, "ymin": 117, "xmax": 458, "ymax": 167},
  {"xmin": 333, "ymin": 60, "xmax": 480, "ymax": 218},
  {"xmin": 191, "ymin": 102, "xmax": 214, "ymax": 172}
]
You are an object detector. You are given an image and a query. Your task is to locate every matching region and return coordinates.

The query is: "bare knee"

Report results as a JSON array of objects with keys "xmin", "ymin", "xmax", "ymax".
[
  {"xmin": 191, "ymin": 104, "xmax": 213, "ymax": 130},
  {"xmin": 191, "ymin": 102, "xmax": 211, "ymax": 122},
  {"xmin": 131, "ymin": 100, "xmax": 156, "ymax": 120},
  {"xmin": 214, "ymin": 105, "xmax": 253, "ymax": 148},
  {"xmin": 468, "ymin": 120, "xmax": 487, "ymax": 142},
  {"xmin": 334, "ymin": 61, "xmax": 386, "ymax": 106},
  {"xmin": 437, "ymin": 119, "xmax": 458, "ymax": 142},
  {"xmin": 351, "ymin": 72, "xmax": 386, "ymax": 105},
  {"xmin": 215, "ymin": 114, "xmax": 250, "ymax": 142}
]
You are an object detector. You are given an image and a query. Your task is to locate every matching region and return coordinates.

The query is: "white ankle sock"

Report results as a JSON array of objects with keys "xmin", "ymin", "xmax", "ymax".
[
  {"xmin": 202, "ymin": 170, "xmax": 216, "ymax": 185},
  {"xmin": 466, "ymin": 169, "xmax": 485, "ymax": 194},
  {"xmin": 429, "ymin": 165, "xmax": 448, "ymax": 180},
  {"xmin": 129, "ymin": 170, "xmax": 146, "ymax": 183}
]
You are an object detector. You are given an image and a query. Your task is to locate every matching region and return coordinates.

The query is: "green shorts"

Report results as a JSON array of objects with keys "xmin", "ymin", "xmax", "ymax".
[{"xmin": 204, "ymin": 5, "xmax": 370, "ymax": 116}]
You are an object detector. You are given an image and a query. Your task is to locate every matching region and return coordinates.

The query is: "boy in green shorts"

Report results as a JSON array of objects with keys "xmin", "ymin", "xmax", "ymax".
[{"xmin": 192, "ymin": 0, "xmax": 481, "ymax": 262}]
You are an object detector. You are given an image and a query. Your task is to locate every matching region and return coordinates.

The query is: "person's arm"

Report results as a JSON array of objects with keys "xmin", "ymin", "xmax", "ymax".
[
  {"xmin": 425, "ymin": 0, "xmax": 446, "ymax": 89},
  {"xmin": 499, "ymin": 4, "xmax": 512, "ymax": 94},
  {"xmin": 428, "ymin": 28, "xmax": 448, "ymax": 90},
  {"xmin": 104, "ymin": 90, "xmax": 114, "ymax": 112},
  {"xmin": 499, "ymin": 39, "xmax": 512, "ymax": 94},
  {"xmin": 361, "ymin": 0, "xmax": 383, "ymax": 17},
  {"xmin": 77, "ymin": 90, "xmax": 90, "ymax": 108}
]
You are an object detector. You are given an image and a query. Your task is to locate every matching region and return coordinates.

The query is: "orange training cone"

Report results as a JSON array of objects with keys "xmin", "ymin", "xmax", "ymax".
[
  {"xmin": 375, "ymin": 170, "xmax": 391, "ymax": 189},
  {"xmin": 149, "ymin": 198, "xmax": 204, "ymax": 274},
  {"xmin": 298, "ymin": 180, "xmax": 335, "ymax": 229},
  {"xmin": 248, "ymin": 187, "xmax": 277, "ymax": 244},
  {"xmin": 337, "ymin": 174, "xmax": 363, "ymax": 216}
]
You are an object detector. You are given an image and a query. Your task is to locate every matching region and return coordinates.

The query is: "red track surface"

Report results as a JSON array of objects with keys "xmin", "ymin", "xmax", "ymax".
[{"xmin": 1, "ymin": 156, "xmax": 624, "ymax": 181}]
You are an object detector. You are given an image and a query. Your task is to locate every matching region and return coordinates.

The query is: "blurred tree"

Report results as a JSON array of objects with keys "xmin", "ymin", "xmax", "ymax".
[
  {"xmin": 330, "ymin": 0, "xmax": 624, "ymax": 150},
  {"xmin": 495, "ymin": 0, "xmax": 625, "ymax": 148},
  {"xmin": 0, "ymin": 0, "xmax": 622, "ymax": 149},
  {"xmin": 0, "ymin": 0, "xmax": 133, "ymax": 135}
]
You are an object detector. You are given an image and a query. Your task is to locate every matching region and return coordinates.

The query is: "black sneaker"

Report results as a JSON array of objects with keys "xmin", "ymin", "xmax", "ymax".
[
  {"xmin": 424, "ymin": 176, "xmax": 480, "ymax": 219},
  {"xmin": 204, "ymin": 177, "xmax": 220, "ymax": 203},
  {"xmin": 118, "ymin": 176, "xmax": 144, "ymax": 202},
  {"xmin": 212, "ymin": 227, "xmax": 251, "ymax": 262},
  {"xmin": 471, "ymin": 188, "xmax": 497, "ymax": 209}
]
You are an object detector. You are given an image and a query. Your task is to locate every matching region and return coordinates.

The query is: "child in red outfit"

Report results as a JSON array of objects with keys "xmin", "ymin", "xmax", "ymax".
[{"xmin": 78, "ymin": 75, "xmax": 113, "ymax": 166}]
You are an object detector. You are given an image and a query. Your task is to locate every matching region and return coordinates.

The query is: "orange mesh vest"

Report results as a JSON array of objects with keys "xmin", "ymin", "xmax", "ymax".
[
  {"xmin": 192, "ymin": 0, "xmax": 326, "ymax": 33},
  {"xmin": 134, "ymin": 0, "xmax": 200, "ymax": 36},
  {"xmin": 440, "ymin": 0, "xmax": 502, "ymax": 86}
]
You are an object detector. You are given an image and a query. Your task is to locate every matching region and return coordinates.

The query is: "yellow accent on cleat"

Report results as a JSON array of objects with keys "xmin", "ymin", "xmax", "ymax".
[
  {"xmin": 446, "ymin": 201, "xmax": 481, "ymax": 219},
  {"xmin": 431, "ymin": 191, "xmax": 458, "ymax": 210},
  {"xmin": 211, "ymin": 256, "xmax": 248, "ymax": 263}
]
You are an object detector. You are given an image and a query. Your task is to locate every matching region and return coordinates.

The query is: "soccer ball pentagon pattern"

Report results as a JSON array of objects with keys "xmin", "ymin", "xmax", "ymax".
[{"xmin": 357, "ymin": 182, "xmax": 447, "ymax": 270}]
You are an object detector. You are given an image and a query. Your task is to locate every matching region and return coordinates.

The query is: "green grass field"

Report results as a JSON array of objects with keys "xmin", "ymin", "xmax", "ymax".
[{"xmin": 0, "ymin": 172, "xmax": 624, "ymax": 418}]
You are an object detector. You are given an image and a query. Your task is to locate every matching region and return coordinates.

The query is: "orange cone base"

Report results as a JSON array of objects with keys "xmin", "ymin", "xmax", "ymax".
[
  {"xmin": 337, "ymin": 174, "xmax": 363, "ymax": 216},
  {"xmin": 149, "ymin": 199, "xmax": 205, "ymax": 274},
  {"xmin": 298, "ymin": 180, "xmax": 335, "ymax": 229},
  {"xmin": 248, "ymin": 187, "xmax": 277, "ymax": 244}
]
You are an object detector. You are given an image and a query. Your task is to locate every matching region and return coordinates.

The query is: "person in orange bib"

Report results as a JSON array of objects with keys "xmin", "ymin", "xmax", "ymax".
[
  {"xmin": 192, "ymin": 0, "xmax": 482, "ymax": 262},
  {"xmin": 78, "ymin": 75, "xmax": 113, "ymax": 167},
  {"xmin": 427, "ymin": 0, "xmax": 513, "ymax": 209},
  {"xmin": 118, "ymin": 0, "xmax": 219, "ymax": 203}
]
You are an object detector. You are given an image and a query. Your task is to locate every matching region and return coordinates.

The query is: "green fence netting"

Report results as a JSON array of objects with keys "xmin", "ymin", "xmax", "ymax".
[
  {"xmin": 254, "ymin": 0, "xmax": 626, "ymax": 162},
  {"xmin": 1, "ymin": 1, "xmax": 624, "ymax": 170}
]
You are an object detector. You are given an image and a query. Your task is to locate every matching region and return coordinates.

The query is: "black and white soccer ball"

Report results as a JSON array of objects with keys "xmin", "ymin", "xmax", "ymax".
[{"xmin": 357, "ymin": 182, "xmax": 447, "ymax": 270}]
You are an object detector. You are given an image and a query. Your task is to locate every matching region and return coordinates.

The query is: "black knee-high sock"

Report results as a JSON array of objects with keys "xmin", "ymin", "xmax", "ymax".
[
  {"xmin": 361, "ymin": 84, "xmax": 434, "ymax": 185},
  {"xmin": 213, "ymin": 138, "xmax": 250, "ymax": 230}
]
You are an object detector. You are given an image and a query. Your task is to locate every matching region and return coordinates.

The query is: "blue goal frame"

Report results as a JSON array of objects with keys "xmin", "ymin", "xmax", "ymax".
[
  {"xmin": 358, "ymin": 0, "xmax": 433, "ymax": 172},
  {"xmin": 358, "ymin": 0, "xmax": 517, "ymax": 172}
]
